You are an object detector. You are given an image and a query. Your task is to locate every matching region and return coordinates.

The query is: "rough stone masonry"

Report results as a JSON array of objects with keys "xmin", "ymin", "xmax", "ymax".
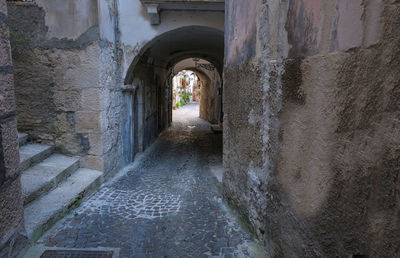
[
  {"xmin": 0, "ymin": 0, "xmax": 26, "ymax": 256},
  {"xmin": 7, "ymin": 0, "xmax": 123, "ymax": 178},
  {"xmin": 223, "ymin": 0, "xmax": 400, "ymax": 257}
]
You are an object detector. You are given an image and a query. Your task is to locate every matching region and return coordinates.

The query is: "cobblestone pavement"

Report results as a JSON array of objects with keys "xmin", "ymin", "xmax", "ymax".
[{"xmin": 39, "ymin": 103, "xmax": 266, "ymax": 257}]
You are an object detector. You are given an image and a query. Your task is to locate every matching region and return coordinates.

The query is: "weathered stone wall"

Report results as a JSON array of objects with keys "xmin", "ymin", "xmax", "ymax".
[
  {"xmin": 97, "ymin": 39, "xmax": 123, "ymax": 179},
  {"xmin": 7, "ymin": 1, "xmax": 100, "ymax": 148},
  {"xmin": 199, "ymin": 69, "xmax": 221, "ymax": 124},
  {"xmin": 7, "ymin": 0, "xmax": 124, "ymax": 178},
  {"xmin": 223, "ymin": 0, "xmax": 400, "ymax": 256},
  {"xmin": 0, "ymin": 0, "xmax": 27, "ymax": 256}
]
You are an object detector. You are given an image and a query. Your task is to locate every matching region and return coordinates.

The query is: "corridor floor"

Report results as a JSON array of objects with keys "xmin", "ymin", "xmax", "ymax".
[{"xmin": 37, "ymin": 103, "xmax": 265, "ymax": 257}]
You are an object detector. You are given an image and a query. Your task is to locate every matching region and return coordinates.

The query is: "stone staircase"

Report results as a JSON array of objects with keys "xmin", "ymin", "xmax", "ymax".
[{"xmin": 18, "ymin": 133, "xmax": 103, "ymax": 242}]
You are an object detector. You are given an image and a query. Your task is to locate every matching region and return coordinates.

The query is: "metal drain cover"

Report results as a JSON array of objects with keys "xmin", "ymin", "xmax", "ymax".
[{"xmin": 40, "ymin": 250, "xmax": 113, "ymax": 258}]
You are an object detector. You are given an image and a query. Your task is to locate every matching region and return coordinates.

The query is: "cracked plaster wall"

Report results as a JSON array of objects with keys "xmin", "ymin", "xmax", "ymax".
[{"xmin": 223, "ymin": 0, "xmax": 400, "ymax": 256}]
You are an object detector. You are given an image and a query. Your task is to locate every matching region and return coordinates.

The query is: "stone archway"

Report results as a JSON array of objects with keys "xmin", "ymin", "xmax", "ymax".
[
  {"xmin": 172, "ymin": 58, "xmax": 222, "ymax": 125},
  {"xmin": 121, "ymin": 26, "xmax": 224, "ymax": 166}
]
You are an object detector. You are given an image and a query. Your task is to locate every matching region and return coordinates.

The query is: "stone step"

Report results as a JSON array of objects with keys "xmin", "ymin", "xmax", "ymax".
[
  {"xmin": 21, "ymin": 154, "xmax": 80, "ymax": 206},
  {"xmin": 24, "ymin": 168, "xmax": 103, "ymax": 241},
  {"xmin": 18, "ymin": 133, "xmax": 29, "ymax": 147},
  {"xmin": 19, "ymin": 144, "xmax": 54, "ymax": 172}
]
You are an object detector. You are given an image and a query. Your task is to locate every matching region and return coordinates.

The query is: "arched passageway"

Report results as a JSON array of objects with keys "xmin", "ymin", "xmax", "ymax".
[
  {"xmin": 172, "ymin": 59, "xmax": 223, "ymax": 125},
  {"xmin": 121, "ymin": 26, "xmax": 224, "ymax": 165},
  {"xmin": 38, "ymin": 23, "xmax": 265, "ymax": 256}
]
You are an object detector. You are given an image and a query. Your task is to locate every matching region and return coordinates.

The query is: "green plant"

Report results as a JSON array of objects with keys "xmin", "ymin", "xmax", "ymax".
[
  {"xmin": 74, "ymin": 212, "xmax": 79, "ymax": 217},
  {"xmin": 9, "ymin": 29, "xmax": 32, "ymax": 47},
  {"xmin": 74, "ymin": 198, "xmax": 82, "ymax": 207}
]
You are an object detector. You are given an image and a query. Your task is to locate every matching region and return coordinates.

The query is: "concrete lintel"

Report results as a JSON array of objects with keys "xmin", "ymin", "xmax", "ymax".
[{"xmin": 140, "ymin": 0, "xmax": 224, "ymax": 25}]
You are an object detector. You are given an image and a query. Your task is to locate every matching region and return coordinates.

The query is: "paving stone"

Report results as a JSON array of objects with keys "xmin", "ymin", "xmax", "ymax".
[{"xmin": 39, "ymin": 104, "xmax": 265, "ymax": 257}]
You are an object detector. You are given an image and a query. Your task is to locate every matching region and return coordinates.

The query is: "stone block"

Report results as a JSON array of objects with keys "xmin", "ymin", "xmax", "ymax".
[
  {"xmin": 88, "ymin": 133, "xmax": 103, "ymax": 155},
  {"xmin": 75, "ymin": 111, "xmax": 102, "ymax": 133},
  {"xmin": 0, "ymin": 73, "xmax": 16, "ymax": 114},
  {"xmin": 54, "ymin": 90, "xmax": 81, "ymax": 112},
  {"xmin": 1, "ymin": 117, "xmax": 19, "ymax": 177},
  {"xmin": 56, "ymin": 46, "xmax": 100, "ymax": 91},
  {"xmin": 81, "ymin": 88, "xmax": 103, "ymax": 111},
  {"xmin": 55, "ymin": 112, "xmax": 75, "ymax": 134},
  {"xmin": 80, "ymin": 155, "xmax": 103, "ymax": 171},
  {"xmin": 55, "ymin": 132, "xmax": 84, "ymax": 155}
]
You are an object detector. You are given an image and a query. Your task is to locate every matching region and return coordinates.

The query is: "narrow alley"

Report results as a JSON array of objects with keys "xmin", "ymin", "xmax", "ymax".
[
  {"xmin": 1, "ymin": 1, "xmax": 399, "ymax": 257},
  {"xmin": 31, "ymin": 103, "xmax": 265, "ymax": 257}
]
